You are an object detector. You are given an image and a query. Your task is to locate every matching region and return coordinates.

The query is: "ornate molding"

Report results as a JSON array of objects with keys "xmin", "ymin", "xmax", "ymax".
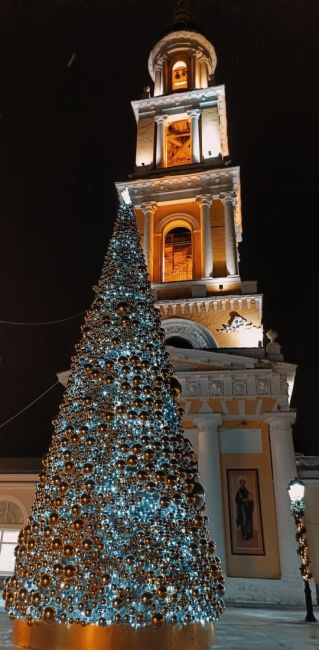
[
  {"xmin": 131, "ymin": 85, "xmax": 225, "ymax": 121},
  {"xmin": 140, "ymin": 201, "xmax": 157, "ymax": 216},
  {"xmin": 196, "ymin": 194, "xmax": 213, "ymax": 208},
  {"xmin": 116, "ymin": 167, "xmax": 240, "ymax": 207},
  {"xmin": 157, "ymin": 295, "xmax": 263, "ymax": 320},
  {"xmin": 162, "ymin": 317, "xmax": 217, "ymax": 349}
]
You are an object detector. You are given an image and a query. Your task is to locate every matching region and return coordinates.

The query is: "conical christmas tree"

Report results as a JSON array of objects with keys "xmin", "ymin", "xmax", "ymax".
[{"xmin": 4, "ymin": 204, "xmax": 224, "ymax": 650}]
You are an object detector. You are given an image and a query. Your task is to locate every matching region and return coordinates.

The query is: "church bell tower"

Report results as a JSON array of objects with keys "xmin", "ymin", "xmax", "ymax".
[
  {"xmin": 116, "ymin": 2, "xmax": 302, "ymax": 606},
  {"xmin": 116, "ymin": 1, "xmax": 262, "ymax": 352}
]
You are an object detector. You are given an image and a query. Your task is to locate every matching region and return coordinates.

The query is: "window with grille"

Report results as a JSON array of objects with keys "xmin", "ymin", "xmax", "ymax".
[{"xmin": 164, "ymin": 227, "xmax": 192, "ymax": 282}]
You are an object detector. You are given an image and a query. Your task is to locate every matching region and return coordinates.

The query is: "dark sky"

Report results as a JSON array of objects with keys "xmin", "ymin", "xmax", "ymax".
[{"xmin": 0, "ymin": 0, "xmax": 318, "ymax": 456}]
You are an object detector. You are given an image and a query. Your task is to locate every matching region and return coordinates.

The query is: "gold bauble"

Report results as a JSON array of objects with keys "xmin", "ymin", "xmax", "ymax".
[
  {"xmin": 43, "ymin": 606, "xmax": 55, "ymax": 623},
  {"xmin": 48, "ymin": 512, "xmax": 59, "ymax": 525},
  {"xmin": 63, "ymin": 544, "xmax": 74, "ymax": 557},
  {"xmin": 32, "ymin": 592, "xmax": 41, "ymax": 606},
  {"xmin": 51, "ymin": 538, "xmax": 62, "ymax": 551},
  {"xmin": 83, "ymin": 463, "xmax": 93, "ymax": 474},
  {"xmin": 40, "ymin": 574, "xmax": 51, "ymax": 588},
  {"xmin": 64, "ymin": 565, "xmax": 75, "ymax": 579},
  {"xmin": 117, "ymin": 301, "xmax": 130, "ymax": 314},
  {"xmin": 127, "ymin": 455, "xmax": 137, "ymax": 466},
  {"xmin": 151, "ymin": 613, "xmax": 164, "ymax": 627}
]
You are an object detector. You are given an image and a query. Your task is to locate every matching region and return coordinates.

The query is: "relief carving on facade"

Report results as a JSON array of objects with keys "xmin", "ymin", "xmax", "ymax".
[
  {"xmin": 232, "ymin": 377, "xmax": 247, "ymax": 395},
  {"xmin": 186, "ymin": 379, "xmax": 201, "ymax": 397},
  {"xmin": 208, "ymin": 380, "xmax": 224, "ymax": 396},
  {"xmin": 256, "ymin": 376, "xmax": 271, "ymax": 395},
  {"xmin": 217, "ymin": 311, "xmax": 259, "ymax": 334},
  {"xmin": 280, "ymin": 375, "xmax": 289, "ymax": 394}
]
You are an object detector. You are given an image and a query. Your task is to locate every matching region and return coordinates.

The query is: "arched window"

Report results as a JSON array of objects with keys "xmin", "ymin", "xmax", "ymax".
[
  {"xmin": 0, "ymin": 501, "xmax": 23, "ymax": 525},
  {"xmin": 172, "ymin": 60, "xmax": 188, "ymax": 90},
  {"xmin": 164, "ymin": 226, "xmax": 192, "ymax": 282}
]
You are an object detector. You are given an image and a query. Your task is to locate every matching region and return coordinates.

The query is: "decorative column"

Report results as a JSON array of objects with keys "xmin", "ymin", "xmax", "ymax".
[
  {"xmin": 154, "ymin": 115, "xmax": 167, "ymax": 167},
  {"xmin": 263, "ymin": 413, "xmax": 299, "ymax": 578},
  {"xmin": 140, "ymin": 202, "xmax": 157, "ymax": 277},
  {"xmin": 196, "ymin": 415, "xmax": 226, "ymax": 565},
  {"xmin": 187, "ymin": 109, "xmax": 201, "ymax": 163},
  {"xmin": 154, "ymin": 64, "xmax": 162, "ymax": 97},
  {"xmin": 196, "ymin": 194, "xmax": 213, "ymax": 278},
  {"xmin": 220, "ymin": 192, "xmax": 238, "ymax": 276},
  {"xmin": 200, "ymin": 60, "xmax": 208, "ymax": 88}
]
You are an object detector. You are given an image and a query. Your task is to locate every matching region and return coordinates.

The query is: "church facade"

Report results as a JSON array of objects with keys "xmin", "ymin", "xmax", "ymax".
[{"xmin": 115, "ymin": 7, "xmax": 303, "ymax": 604}]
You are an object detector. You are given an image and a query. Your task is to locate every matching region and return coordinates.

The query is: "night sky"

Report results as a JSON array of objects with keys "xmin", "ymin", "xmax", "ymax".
[{"xmin": 0, "ymin": 0, "xmax": 318, "ymax": 457}]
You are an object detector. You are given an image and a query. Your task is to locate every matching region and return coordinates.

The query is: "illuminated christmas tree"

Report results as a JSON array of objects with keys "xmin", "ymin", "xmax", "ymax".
[{"xmin": 4, "ymin": 203, "xmax": 224, "ymax": 650}]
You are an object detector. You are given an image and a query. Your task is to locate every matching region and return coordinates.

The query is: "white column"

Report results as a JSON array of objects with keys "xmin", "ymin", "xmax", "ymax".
[
  {"xmin": 196, "ymin": 194, "xmax": 213, "ymax": 278},
  {"xmin": 140, "ymin": 202, "xmax": 157, "ymax": 276},
  {"xmin": 221, "ymin": 193, "xmax": 238, "ymax": 276},
  {"xmin": 154, "ymin": 65, "xmax": 162, "ymax": 97},
  {"xmin": 263, "ymin": 413, "xmax": 299, "ymax": 578},
  {"xmin": 200, "ymin": 60, "xmax": 208, "ymax": 88},
  {"xmin": 196, "ymin": 415, "xmax": 226, "ymax": 566},
  {"xmin": 154, "ymin": 115, "xmax": 167, "ymax": 167},
  {"xmin": 188, "ymin": 109, "xmax": 201, "ymax": 163}
]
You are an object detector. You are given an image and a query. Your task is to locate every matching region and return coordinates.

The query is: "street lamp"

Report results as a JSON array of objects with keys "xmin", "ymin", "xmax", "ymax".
[{"xmin": 287, "ymin": 477, "xmax": 317, "ymax": 622}]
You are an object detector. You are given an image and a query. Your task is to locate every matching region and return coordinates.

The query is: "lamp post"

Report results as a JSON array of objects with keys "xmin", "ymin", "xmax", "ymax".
[{"xmin": 287, "ymin": 478, "xmax": 317, "ymax": 622}]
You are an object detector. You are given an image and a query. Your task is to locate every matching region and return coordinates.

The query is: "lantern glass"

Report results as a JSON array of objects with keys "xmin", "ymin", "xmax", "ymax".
[{"xmin": 288, "ymin": 479, "xmax": 305, "ymax": 504}]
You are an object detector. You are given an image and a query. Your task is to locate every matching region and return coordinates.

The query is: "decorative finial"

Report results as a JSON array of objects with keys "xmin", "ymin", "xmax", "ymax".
[
  {"xmin": 172, "ymin": 0, "xmax": 191, "ymax": 27},
  {"xmin": 266, "ymin": 329, "xmax": 283, "ymax": 360}
]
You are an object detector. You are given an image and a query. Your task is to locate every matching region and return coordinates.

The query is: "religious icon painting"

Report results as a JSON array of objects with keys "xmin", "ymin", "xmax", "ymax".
[{"xmin": 227, "ymin": 468, "xmax": 265, "ymax": 555}]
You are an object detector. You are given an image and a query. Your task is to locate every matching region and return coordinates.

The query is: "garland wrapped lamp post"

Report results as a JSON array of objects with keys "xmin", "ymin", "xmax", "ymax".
[
  {"xmin": 287, "ymin": 478, "xmax": 317, "ymax": 623},
  {"xmin": 3, "ymin": 202, "xmax": 224, "ymax": 650}
]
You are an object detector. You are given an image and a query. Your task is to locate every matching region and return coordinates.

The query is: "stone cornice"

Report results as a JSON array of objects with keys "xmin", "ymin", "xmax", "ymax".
[
  {"xmin": 116, "ymin": 166, "xmax": 240, "ymax": 205},
  {"xmin": 157, "ymin": 293, "xmax": 262, "ymax": 315},
  {"xmin": 175, "ymin": 367, "xmax": 295, "ymax": 404},
  {"xmin": 131, "ymin": 85, "xmax": 225, "ymax": 122}
]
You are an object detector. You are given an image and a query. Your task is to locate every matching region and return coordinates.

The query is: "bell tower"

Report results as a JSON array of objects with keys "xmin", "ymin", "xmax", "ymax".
[
  {"xmin": 115, "ymin": 3, "xmax": 303, "ymax": 606},
  {"xmin": 116, "ymin": 3, "xmax": 262, "ymax": 353}
]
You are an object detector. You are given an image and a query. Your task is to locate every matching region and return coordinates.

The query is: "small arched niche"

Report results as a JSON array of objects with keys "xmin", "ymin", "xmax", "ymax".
[
  {"xmin": 163, "ymin": 225, "xmax": 192, "ymax": 283},
  {"xmin": 172, "ymin": 60, "xmax": 188, "ymax": 91}
]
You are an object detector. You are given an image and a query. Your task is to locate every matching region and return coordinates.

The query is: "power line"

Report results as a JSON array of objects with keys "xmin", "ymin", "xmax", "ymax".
[
  {"xmin": 0, "ymin": 312, "xmax": 85, "ymax": 326},
  {"xmin": 0, "ymin": 381, "xmax": 60, "ymax": 430}
]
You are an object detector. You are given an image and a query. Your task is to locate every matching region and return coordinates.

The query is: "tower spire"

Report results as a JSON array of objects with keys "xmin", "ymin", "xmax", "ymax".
[{"xmin": 172, "ymin": 0, "xmax": 191, "ymax": 29}]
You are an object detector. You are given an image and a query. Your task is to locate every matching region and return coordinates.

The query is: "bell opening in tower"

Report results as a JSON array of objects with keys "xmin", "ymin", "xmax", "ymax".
[
  {"xmin": 166, "ymin": 118, "xmax": 192, "ymax": 167},
  {"xmin": 172, "ymin": 60, "xmax": 188, "ymax": 90},
  {"xmin": 164, "ymin": 226, "xmax": 192, "ymax": 282}
]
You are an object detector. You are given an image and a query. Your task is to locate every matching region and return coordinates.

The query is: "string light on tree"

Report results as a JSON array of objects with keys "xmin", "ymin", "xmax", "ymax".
[{"xmin": 4, "ymin": 204, "xmax": 224, "ymax": 650}]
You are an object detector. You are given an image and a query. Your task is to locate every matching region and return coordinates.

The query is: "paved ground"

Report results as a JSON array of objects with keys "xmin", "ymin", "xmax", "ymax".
[{"xmin": 0, "ymin": 605, "xmax": 319, "ymax": 649}]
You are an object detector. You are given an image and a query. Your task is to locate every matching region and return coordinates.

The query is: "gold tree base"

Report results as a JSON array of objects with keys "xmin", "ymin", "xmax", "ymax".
[{"xmin": 12, "ymin": 619, "xmax": 215, "ymax": 650}]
